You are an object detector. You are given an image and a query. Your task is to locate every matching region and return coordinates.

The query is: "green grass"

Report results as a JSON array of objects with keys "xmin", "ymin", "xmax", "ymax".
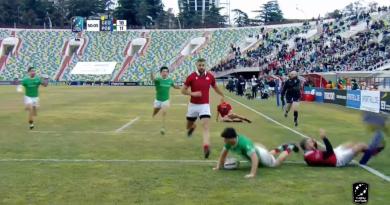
[{"xmin": 0, "ymin": 86, "xmax": 388, "ymax": 205}]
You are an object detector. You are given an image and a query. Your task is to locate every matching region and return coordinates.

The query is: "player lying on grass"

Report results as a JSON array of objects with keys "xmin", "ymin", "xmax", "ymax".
[
  {"xmin": 213, "ymin": 127, "xmax": 299, "ymax": 178},
  {"xmin": 300, "ymin": 128, "xmax": 383, "ymax": 167},
  {"xmin": 18, "ymin": 67, "xmax": 48, "ymax": 129},
  {"xmin": 151, "ymin": 66, "xmax": 180, "ymax": 135},
  {"xmin": 216, "ymin": 99, "xmax": 251, "ymax": 123}
]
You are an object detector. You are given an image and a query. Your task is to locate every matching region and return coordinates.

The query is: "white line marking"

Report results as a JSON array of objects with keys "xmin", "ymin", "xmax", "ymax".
[
  {"xmin": 227, "ymin": 96, "xmax": 390, "ymax": 182},
  {"xmin": 115, "ymin": 117, "xmax": 140, "ymax": 133},
  {"xmin": 31, "ymin": 129, "xmax": 183, "ymax": 135},
  {"xmin": 0, "ymin": 158, "xmax": 304, "ymax": 165}
]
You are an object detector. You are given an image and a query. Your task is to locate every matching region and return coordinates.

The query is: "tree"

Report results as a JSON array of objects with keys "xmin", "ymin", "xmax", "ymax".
[
  {"xmin": 254, "ymin": 0, "xmax": 283, "ymax": 24},
  {"xmin": 368, "ymin": 2, "xmax": 378, "ymax": 12},
  {"xmin": 66, "ymin": 0, "xmax": 105, "ymax": 19},
  {"xmin": 204, "ymin": 5, "xmax": 226, "ymax": 28},
  {"xmin": 51, "ymin": 0, "xmax": 68, "ymax": 28},
  {"xmin": 232, "ymin": 9, "xmax": 250, "ymax": 27},
  {"xmin": 326, "ymin": 9, "xmax": 343, "ymax": 19},
  {"xmin": 114, "ymin": 0, "xmax": 163, "ymax": 27},
  {"xmin": 178, "ymin": 10, "xmax": 202, "ymax": 29},
  {"xmin": 114, "ymin": 0, "xmax": 138, "ymax": 26},
  {"xmin": 0, "ymin": 0, "xmax": 22, "ymax": 26}
]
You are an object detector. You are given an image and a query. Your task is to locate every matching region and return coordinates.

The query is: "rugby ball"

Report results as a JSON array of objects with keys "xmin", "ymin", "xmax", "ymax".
[
  {"xmin": 16, "ymin": 85, "xmax": 23, "ymax": 93},
  {"xmin": 223, "ymin": 158, "xmax": 240, "ymax": 170}
]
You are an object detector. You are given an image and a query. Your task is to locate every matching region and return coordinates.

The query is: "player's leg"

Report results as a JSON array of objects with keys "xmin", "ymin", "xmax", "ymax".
[
  {"xmin": 27, "ymin": 105, "xmax": 34, "ymax": 129},
  {"xmin": 352, "ymin": 143, "xmax": 369, "ymax": 154},
  {"xmin": 200, "ymin": 116, "xmax": 211, "ymax": 159},
  {"xmin": 220, "ymin": 117, "xmax": 237, "ymax": 122},
  {"xmin": 186, "ymin": 104, "xmax": 199, "ymax": 137},
  {"xmin": 255, "ymin": 145, "xmax": 276, "ymax": 167},
  {"xmin": 152, "ymin": 100, "xmax": 162, "ymax": 117},
  {"xmin": 360, "ymin": 129, "xmax": 386, "ymax": 164},
  {"xmin": 334, "ymin": 144, "xmax": 363, "ymax": 167},
  {"xmin": 199, "ymin": 104, "xmax": 212, "ymax": 159},
  {"xmin": 152, "ymin": 108, "xmax": 161, "ymax": 117},
  {"xmin": 270, "ymin": 143, "xmax": 299, "ymax": 166},
  {"xmin": 24, "ymin": 96, "xmax": 35, "ymax": 129},
  {"xmin": 159, "ymin": 101, "xmax": 170, "ymax": 135},
  {"xmin": 284, "ymin": 94, "xmax": 293, "ymax": 117},
  {"xmin": 32, "ymin": 106, "xmax": 37, "ymax": 117},
  {"xmin": 228, "ymin": 113, "xmax": 251, "ymax": 123},
  {"xmin": 292, "ymin": 100, "xmax": 300, "ymax": 127},
  {"xmin": 273, "ymin": 150, "xmax": 292, "ymax": 167},
  {"xmin": 271, "ymin": 143, "xmax": 299, "ymax": 155}
]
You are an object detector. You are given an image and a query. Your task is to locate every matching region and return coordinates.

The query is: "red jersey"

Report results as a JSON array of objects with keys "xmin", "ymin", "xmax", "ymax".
[
  {"xmin": 303, "ymin": 150, "xmax": 337, "ymax": 166},
  {"xmin": 184, "ymin": 71, "xmax": 216, "ymax": 104},
  {"xmin": 217, "ymin": 102, "xmax": 232, "ymax": 117}
]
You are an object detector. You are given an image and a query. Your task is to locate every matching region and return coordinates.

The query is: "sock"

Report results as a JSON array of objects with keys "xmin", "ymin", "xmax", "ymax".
[
  {"xmin": 29, "ymin": 120, "xmax": 33, "ymax": 124},
  {"xmin": 274, "ymin": 144, "xmax": 288, "ymax": 153},
  {"xmin": 294, "ymin": 111, "xmax": 298, "ymax": 122},
  {"xmin": 203, "ymin": 144, "xmax": 209, "ymax": 150},
  {"xmin": 360, "ymin": 130, "xmax": 385, "ymax": 164}
]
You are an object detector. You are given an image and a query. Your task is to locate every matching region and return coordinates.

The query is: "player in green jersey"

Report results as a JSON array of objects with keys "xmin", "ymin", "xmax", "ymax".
[
  {"xmin": 20, "ymin": 67, "xmax": 48, "ymax": 129},
  {"xmin": 151, "ymin": 66, "xmax": 180, "ymax": 135},
  {"xmin": 213, "ymin": 127, "xmax": 299, "ymax": 178}
]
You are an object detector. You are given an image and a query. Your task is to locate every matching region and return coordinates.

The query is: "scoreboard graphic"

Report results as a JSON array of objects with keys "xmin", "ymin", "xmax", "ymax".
[{"xmin": 85, "ymin": 19, "xmax": 127, "ymax": 32}]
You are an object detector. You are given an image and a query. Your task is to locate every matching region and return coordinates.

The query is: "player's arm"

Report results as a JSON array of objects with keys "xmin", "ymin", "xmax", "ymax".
[
  {"xmin": 280, "ymin": 83, "xmax": 286, "ymax": 104},
  {"xmin": 181, "ymin": 85, "xmax": 201, "ymax": 97},
  {"xmin": 41, "ymin": 75, "xmax": 49, "ymax": 87},
  {"xmin": 216, "ymin": 110, "xmax": 221, "ymax": 122},
  {"xmin": 245, "ymin": 152, "xmax": 259, "ymax": 178},
  {"xmin": 319, "ymin": 128, "xmax": 334, "ymax": 158},
  {"xmin": 213, "ymin": 148, "xmax": 229, "ymax": 170},
  {"xmin": 173, "ymin": 84, "xmax": 180, "ymax": 89},
  {"xmin": 150, "ymin": 72, "xmax": 155, "ymax": 82},
  {"xmin": 171, "ymin": 81, "xmax": 180, "ymax": 89}
]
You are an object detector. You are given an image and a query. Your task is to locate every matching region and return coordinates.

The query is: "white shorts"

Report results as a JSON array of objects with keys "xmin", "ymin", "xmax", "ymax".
[
  {"xmin": 256, "ymin": 145, "xmax": 276, "ymax": 167},
  {"xmin": 334, "ymin": 146, "xmax": 356, "ymax": 167},
  {"xmin": 24, "ymin": 96, "xmax": 39, "ymax": 107},
  {"xmin": 154, "ymin": 100, "xmax": 170, "ymax": 109},
  {"xmin": 269, "ymin": 87, "xmax": 275, "ymax": 91},
  {"xmin": 186, "ymin": 103, "xmax": 211, "ymax": 119}
]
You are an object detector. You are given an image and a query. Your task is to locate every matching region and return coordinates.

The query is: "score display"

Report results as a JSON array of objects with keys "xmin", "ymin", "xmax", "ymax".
[{"xmin": 100, "ymin": 19, "xmax": 113, "ymax": 31}]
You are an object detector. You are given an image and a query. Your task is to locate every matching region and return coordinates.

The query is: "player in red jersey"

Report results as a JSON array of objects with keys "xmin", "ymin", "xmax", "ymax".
[
  {"xmin": 181, "ymin": 58, "xmax": 224, "ymax": 158},
  {"xmin": 216, "ymin": 99, "xmax": 251, "ymax": 123},
  {"xmin": 299, "ymin": 129, "xmax": 380, "ymax": 167}
]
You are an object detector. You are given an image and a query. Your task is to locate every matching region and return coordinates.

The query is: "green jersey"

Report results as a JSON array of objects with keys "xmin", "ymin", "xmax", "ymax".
[
  {"xmin": 224, "ymin": 135, "xmax": 259, "ymax": 160},
  {"xmin": 154, "ymin": 77, "xmax": 174, "ymax": 101},
  {"xmin": 22, "ymin": 77, "xmax": 41, "ymax": 97}
]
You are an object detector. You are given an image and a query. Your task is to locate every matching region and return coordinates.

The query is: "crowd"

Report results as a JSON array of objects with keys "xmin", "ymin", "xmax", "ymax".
[
  {"xmin": 212, "ymin": 8, "xmax": 390, "ymax": 78},
  {"xmin": 225, "ymin": 75, "xmax": 279, "ymax": 100}
]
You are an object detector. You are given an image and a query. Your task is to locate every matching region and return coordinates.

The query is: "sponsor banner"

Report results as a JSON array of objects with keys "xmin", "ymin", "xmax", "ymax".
[
  {"xmin": 360, "ymin": 90, "xmax": 380, "ymax": 113},
  {"xmin": 69, "ymin": 81, "xmax": 140, "ymax": 86},
  {"xmin": 347, "ymin": 90, "xmax": 361, "ymax": 109},
  {"xmin": 323, "ymin": 89, "xmax": 335, "ymax": 104},
  {"xmin": 0, "ymin": 81, "xmax": 13, "ymax": 85},
  {"xmin": 304, "ymin": 87, "xmax": 312, "ymax": 95},
  {"xmin": 380, "ymin": 92, "xmax": 390, "ymax": 113},
  {"xmin": 86, "ymin": 20, "xmax": 100, "ymax": 31},
  {"xmin": 315, "ymin": 88, "xmax": 324, "ymax": 103},
  {"xmin": 334, "ymin": 90, "xmax": 347, "ymax": 106},
  {"xmin": 71, "ymin": 62, "xmax": 117, "ymax": 75}
]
